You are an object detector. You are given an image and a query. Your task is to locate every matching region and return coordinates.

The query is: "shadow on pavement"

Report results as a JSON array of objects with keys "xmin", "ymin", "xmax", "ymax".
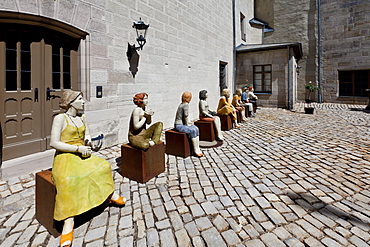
[{"xmin": 285, "ymin": 190, "xmax": 369, "ymax": 228}]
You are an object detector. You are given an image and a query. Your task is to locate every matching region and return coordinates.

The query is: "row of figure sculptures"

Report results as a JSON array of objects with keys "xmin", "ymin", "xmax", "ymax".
[
  {"xmin": 216, "ymin": 87, "xmax": 258, "ymax": 128},
  {"xmin": 50, "ymin": 87, "xmax": 257, "ymax": 247}
]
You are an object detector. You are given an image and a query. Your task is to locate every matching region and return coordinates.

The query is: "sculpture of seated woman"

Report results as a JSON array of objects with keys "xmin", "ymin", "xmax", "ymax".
[
  {"xmin": 217, "ymin": 88, "xmax": 240, "ymax": 128},
  {"xmin": 241, "ymin": 88, "xmax": 255, "ymax": 117},
  {"xmin": 50, "ymin": 91, "xmax": 126, "ymax": 247},
  {"xmin": 174, "ymin": 92, "xmax": 204, "ymax": 157},
  {"xmin": 232, "ymin": 89, "xmax": 248, "ymax": 121},
  {"xmin": 128, "ymin": 93, "xmax": 163, "ymax": 150},
  {"xmin": 248, "ymin": 87, "xmax": 258, "ymax": 109},
  {"xmin": 198, "ymin": 90, "xmax": 224, "ymax": 141}
]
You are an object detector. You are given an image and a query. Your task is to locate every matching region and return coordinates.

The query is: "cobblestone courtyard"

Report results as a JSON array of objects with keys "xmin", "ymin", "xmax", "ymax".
[{"xmin": 1, "ymin": 103, "xmax": 370, "ymax": 247}]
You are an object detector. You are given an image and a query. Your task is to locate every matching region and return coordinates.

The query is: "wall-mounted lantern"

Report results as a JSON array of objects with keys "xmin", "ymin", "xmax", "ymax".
[
  {"xmin": 127, "ymin": 18, "xmax": 150, "ymax": 78},
  {"xmin": 296, "ymin": 66, "xmax": 302, "ymax": 75},
  {"xmin": 133, "ymin": 18, "xmax": 149, "ymax": 50}
]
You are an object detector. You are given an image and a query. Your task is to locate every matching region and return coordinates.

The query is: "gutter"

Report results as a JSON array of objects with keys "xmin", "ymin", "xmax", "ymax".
[
  {"xmin": 287, "ymin": 45, "xmax": 292, "ymax": 110},
  {"xmin": 232, "ymin": 0, "xmax": 237, "ymax": 93},
  {"xmin": 317, "ymin": 0, "xmax": 322, "ymax": 102}
]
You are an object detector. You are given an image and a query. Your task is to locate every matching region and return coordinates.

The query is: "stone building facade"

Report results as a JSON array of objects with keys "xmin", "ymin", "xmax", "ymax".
[
  {"xmin": 254, "ymin": 0, "xmax": 318, "ymax": 103},
  {"xmin": 254, "ymin": 0, "xmax": 370, "ymax": 104},
  {"xmin": 0, "ymin": 0, "xmax": 261, "ymax": 177},
  {"xmin": 320, "ymin": 0, "xmax": 370, "ymax": 103},
  {"xmin": 236, "ymin": 43, "xmax": 302, "ymax": 108},
  {"xmin": 2, "ymin": 0, "xmax": 369, "ymax": 176}
]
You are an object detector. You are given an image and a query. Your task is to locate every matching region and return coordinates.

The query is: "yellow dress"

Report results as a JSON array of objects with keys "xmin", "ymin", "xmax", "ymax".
[
  {"xmin": 217, "ymin": 97, "xmax": 237, "ymax": 120},
  {"xmin": 52, "ymin": 114, "xmax": 114, "ymax": 221},
  {"xmin": 232, "ymin": 95, "xmax": 244, "ymax": 111}
]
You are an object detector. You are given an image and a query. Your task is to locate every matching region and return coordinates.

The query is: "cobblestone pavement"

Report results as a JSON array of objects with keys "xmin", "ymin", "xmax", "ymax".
[{"xmin": 1, "ymin": 103, "xmax": 370, "ymax": 247}]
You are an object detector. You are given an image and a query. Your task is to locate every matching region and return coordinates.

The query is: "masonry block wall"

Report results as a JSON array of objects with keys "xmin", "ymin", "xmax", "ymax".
[
  {"xmin": 321, "ymin": 0, "xmax": 370, "ymax": 103},
  {"xmin": 255, "ymin": 0, "xmax": 318, "ymax": 102},
  {"xmin": 236, "ymin": 1, "xmax": 262, "ymax": 45},
  {"xmin": 0, "ymin": 0, "xmax": 256, "ymax": 148}
]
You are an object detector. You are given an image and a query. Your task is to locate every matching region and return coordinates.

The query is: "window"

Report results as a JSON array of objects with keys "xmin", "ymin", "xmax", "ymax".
[
  {"xmin": 5, "ymin": 29, "xmax": 32, "ymax": 91},
  {"xmin": 219, "ymin": 61, "xmax": 228, "ymax": 95},
  {"xmin": 253, "ymin": 65, "xmax": 272, "ymax": 93},
  {"xmin": 240, "ymin": 13, "xmax": 246, "ymax": 41},
  {"xmin": 339, "ymin": 70, "xmax": 370, "ymax": 97},
  {"xmin": 51, "ymin": 39, "xmax": 72, "ymax": 90}
]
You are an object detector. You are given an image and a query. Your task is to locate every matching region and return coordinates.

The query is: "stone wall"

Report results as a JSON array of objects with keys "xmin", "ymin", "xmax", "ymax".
[
  {"xmin": 0, "ymin": 0, "xmax": 260, "ymax": 148},
  {"xmin": 255, "ymin": 0, "xmax": 318, "ymax": 102},
  {"xmin": 321, "ymin": 0, "xmax": 370, "ymax": 103},
  {"xmin": 255, "ymin": 0, "xmax": 370, "ymax": 104},
  {"xmin": 236, "ymin": 1, "xmax": 262, "ymax": 44}
]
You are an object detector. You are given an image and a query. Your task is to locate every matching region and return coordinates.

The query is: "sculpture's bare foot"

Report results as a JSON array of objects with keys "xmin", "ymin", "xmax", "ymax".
[{"xmin": 195, "ymin": 153, "xmax": 204, "ymax": 157}]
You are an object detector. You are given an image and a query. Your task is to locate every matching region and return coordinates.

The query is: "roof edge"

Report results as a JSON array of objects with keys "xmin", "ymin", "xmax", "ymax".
[{"xmin": 236, "ymin": 42, "xmax": 303, "ymax": 58}]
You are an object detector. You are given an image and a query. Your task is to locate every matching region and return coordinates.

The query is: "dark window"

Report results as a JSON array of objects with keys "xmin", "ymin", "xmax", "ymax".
[
  {"xmin": 240, "ymin": 13, "xmax": 246, "ymax": 41},
  {"xmin": 20, "ymin": 41, "xmax": 31, "ymax": 90},
  {"xmin": 253, "ymin": 65, "xmax": 272, "ymax": 93},
  {"xmin": 52, "ymin": 46, "xmax": 61, "ymax": 89},
  {"xmin": 63, "ymin": 48, "xmax": 71, "ymax": 89},
  {"xmin": 5, "ymin": 41, "xmax": 17, "ymax": 91},
  {"xmin": 5, "ymin": 29, "xmax": 33, "ymax": 92},
  {"xmin": 219, "ymin": 62, "xmax": 227, "ymax": 95},
  {"xmin": 339, "ymin": 70, "xmax": 370, "ymax": 97}
]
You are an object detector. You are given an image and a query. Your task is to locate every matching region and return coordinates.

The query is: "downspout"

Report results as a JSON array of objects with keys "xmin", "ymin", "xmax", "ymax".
[
  {"xmin": 287, "ymin": 45, "xmax": 291, "ymax": 110},
  {"xmin": 0, "ymin": 122, "xmax": 2, "ymax": 166},
  {"xmin": 317, "ymin": 0, "xmax": 322, "ymax": 102},
  {"xmin": 232, "ymin": 0, "xmax": 237, "ymax": 93}
]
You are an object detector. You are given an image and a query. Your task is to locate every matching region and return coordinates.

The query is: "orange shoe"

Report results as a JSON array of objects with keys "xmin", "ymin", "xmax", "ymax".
[
  {"xmin": 60, "ymin": 230, "xmax": 73, "ymax": 247},
  {"xmin": 195, "ymin": 153, "xmax": 204, "ymax": 157},
  {"xmin": 109, "ymin": 196, "xmax": 126, "ymax": 206}
]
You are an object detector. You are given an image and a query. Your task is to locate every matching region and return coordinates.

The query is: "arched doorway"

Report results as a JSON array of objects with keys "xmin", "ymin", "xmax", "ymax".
[{"xmin": 0, "ymin": 12, "xmax": 87, "ymax": 161}]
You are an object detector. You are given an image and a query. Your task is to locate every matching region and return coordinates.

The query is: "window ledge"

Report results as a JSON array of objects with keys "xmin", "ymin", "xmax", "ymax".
[
  {"xmin": 255, "ymin": 92, "xmax": 272, "ymax": 95},
  {"xmin": 338, "ymin": 95, "xmax": 368, "ymax": 98}
]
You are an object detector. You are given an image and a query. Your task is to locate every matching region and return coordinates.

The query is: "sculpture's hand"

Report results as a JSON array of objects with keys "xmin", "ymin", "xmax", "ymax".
[
  {"xmin": 79, "ymin": 145, "xmax": 92, "ymax": 157},
  {"xmin": 144, "ymin": 109, "xmax": 154, "ymax": 116},
  {"xmin": 85, "ymin": 139, "xmax": 92, "ymax": 147}
]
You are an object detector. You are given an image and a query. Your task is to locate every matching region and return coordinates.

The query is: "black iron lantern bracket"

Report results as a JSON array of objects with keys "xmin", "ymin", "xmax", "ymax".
[
  {"xmin": 127, "ymin": 18, "xmax": 149, "ymax": 78},
  {"xmin": 132, "ymin": 18, "xmax": 149, "ymax": 50}
]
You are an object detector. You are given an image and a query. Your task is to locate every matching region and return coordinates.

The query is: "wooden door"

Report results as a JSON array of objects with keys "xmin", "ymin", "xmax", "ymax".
[
  {"xmin": 0, "ymin": 24, "xmax": 80, "ymax": 161},
  {"xmin": 43, "ymin": 34, "xmax": 79, "ymax": 149},
  {"xmin": 0, "ymin": 27, "xmax": 43, "ymax": 160}
]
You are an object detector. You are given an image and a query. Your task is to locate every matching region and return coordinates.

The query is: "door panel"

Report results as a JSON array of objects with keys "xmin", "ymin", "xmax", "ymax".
[
  {"xmin": 0, "ymin": 39, "xmax": 42, "ymax": 160},
  {"xmin": 44, "ymin": 43, "xmax": 79, "ymax": 148}
]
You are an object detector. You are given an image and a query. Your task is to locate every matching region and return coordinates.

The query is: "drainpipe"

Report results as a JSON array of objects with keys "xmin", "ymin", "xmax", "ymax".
[
  {"xmin": 317, "ymin": 0, "xmax": 322, "ymax": 102},
  {"xmin": 232, "ymin": 0, "xmax": 237, "ymax": 94},
  {"xmin": 0, "ymin": 122, "xmax": 2, "ymax": 167},
  {"xmin": 287, "ymin": 45, "xmax": 291, "ymax": 110}
]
